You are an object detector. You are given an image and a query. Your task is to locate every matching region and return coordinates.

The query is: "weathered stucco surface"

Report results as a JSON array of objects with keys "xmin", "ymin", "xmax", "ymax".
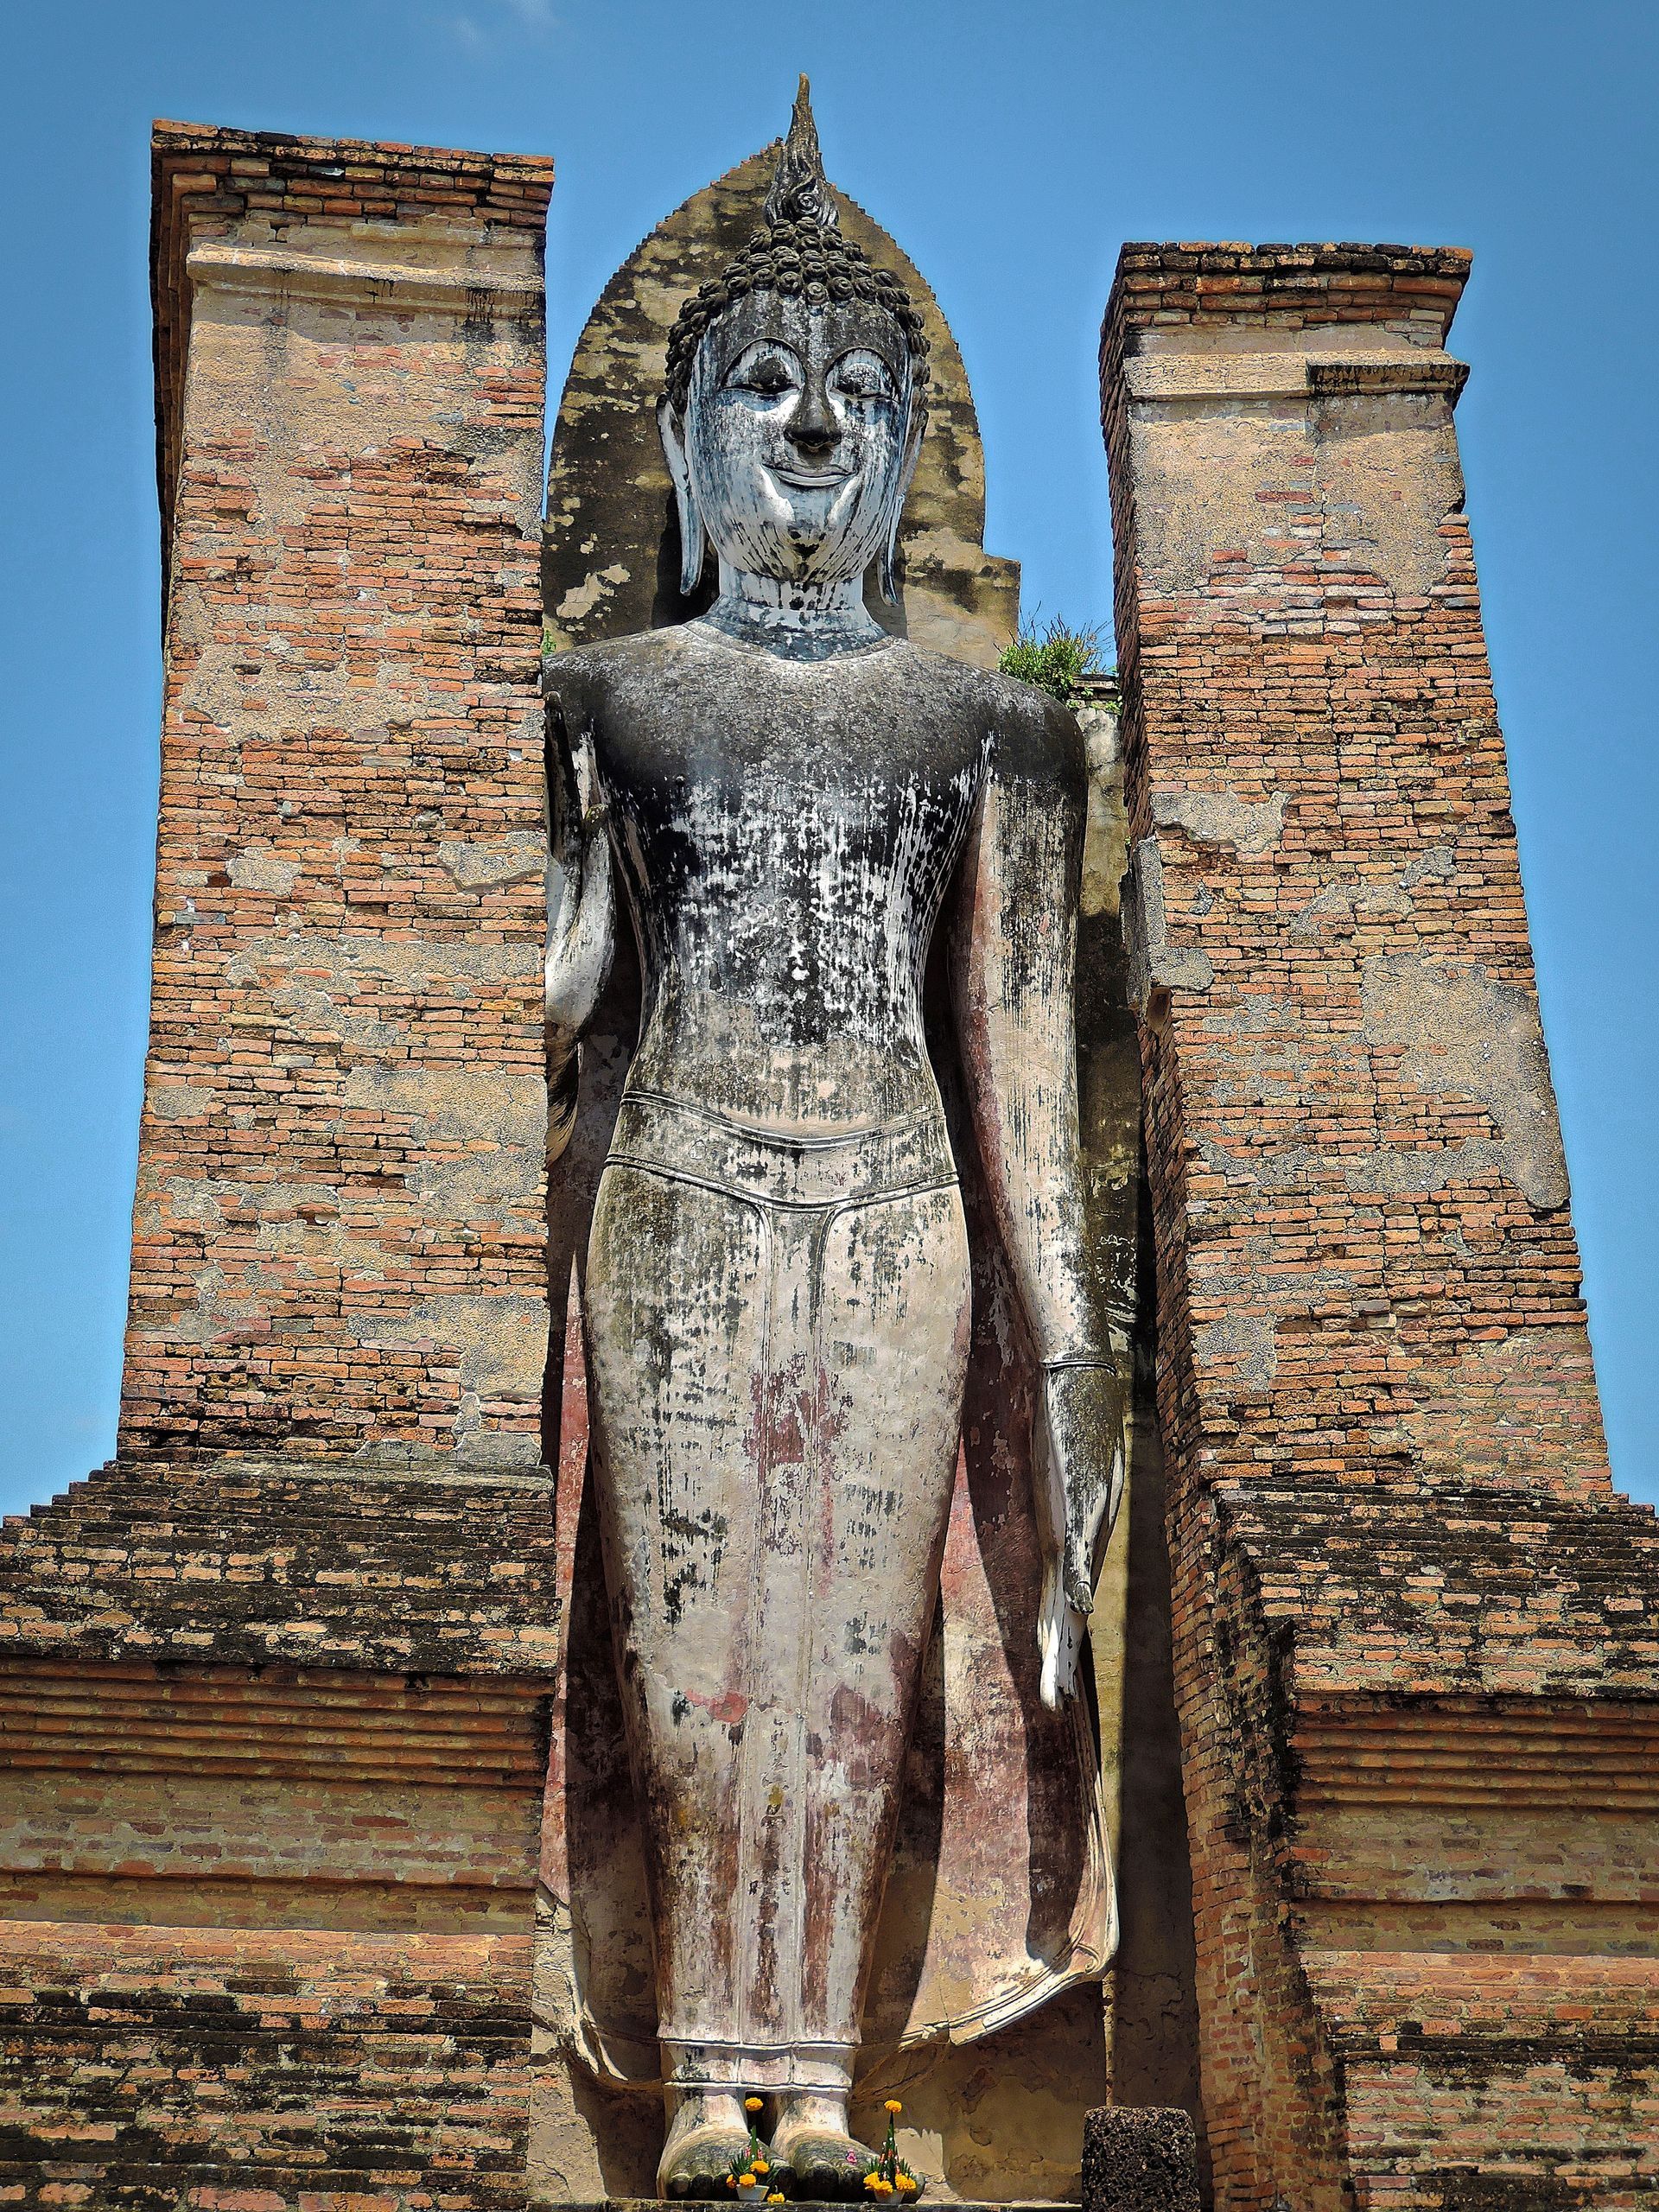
[
  {"xmin": 1121, "ymin": 334, "xmax": 1469, "ymax": 601},
  {"xmin": 536, "ymin": 199, "xmax": 1193, "ymax": 2179},
  {"xmin": 123, "ymin": 124, "xmax": 552, "ymax": 1469},
  {"xmin": 1103, "ymin": 240, "xmax": 1659, "ymax": 2212},
  {"xmin": 535, "ymin": 109, "xmax": 1134, "ymax": 2190},
  {"xmin": 0, "ymin": 126, "xmax": 565, "ymax": 2212}
]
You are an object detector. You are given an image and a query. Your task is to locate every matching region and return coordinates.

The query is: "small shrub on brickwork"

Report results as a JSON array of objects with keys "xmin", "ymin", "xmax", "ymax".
[{"xmin": 998, "ymin": 615, "xmax": 1110, "ymax": 703}]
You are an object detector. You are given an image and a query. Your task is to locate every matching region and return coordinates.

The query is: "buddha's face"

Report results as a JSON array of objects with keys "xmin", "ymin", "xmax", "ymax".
[{"xmin": 664, "ymin": 291, "xmax": 920, "ymax": 591}]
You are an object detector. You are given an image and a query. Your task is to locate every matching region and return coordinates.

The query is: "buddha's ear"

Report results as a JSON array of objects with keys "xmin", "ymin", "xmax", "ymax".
[
  {"xmin": 658, "ymin": 397, "xmax": 708, "ymax": 597},
  {"xmin": 877, "ymin": 397, "xmax": 926, "ymax": 607}
]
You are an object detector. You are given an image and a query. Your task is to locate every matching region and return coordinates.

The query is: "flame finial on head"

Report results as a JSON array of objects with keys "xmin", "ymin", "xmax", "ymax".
[
  {"xmin": 662, "ymin": 78, "xmax": 930, "ymax": 416},
  {"xmin": 763, "ymin": 76, "xmax": 840, "ymax": 232}
]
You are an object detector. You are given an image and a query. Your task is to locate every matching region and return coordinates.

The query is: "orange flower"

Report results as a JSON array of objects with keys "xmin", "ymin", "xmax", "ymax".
[
  {"xmin": 745, "ymin": 2097, "xmax": 764, "ymax": 2113},
  {"xmin": 897, "ymin": 2179, "xmax": 918, "ymax": 2196},
  {"xmin": 753, "ymin": 2163, "xmax": 769, "ymax": 2176},
  {"xmin": 884, "ymin": 2101, "xmax": 903, "ymax": 2116}
]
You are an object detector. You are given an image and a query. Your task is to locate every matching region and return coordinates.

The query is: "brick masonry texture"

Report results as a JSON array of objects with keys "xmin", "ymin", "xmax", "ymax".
[
  {"xmin": 0, "ymin": 124, "xmax": 562, "ymax": 2212},
  {"xmin": 0, "ymin": 1476, "xmax": 559, "ymax": 2191},
  {"xmin": 127, "ymin": 122, "xmax": 554, "ymax": 1468},
  {"xmin": 0, "ymin": 1462, "xmax": 561, "ymax": 2193},
  {"xmin": 0, "ymin": 1922, "xmax": 534, "ymax": 2210},
  {"xmin": 1101, "ymin": 244, "xmax": 1659, "ymax": 2208},
  {"xmin": 0, "ymin": 1462, "xmax": 560, "ymax": 1675}
]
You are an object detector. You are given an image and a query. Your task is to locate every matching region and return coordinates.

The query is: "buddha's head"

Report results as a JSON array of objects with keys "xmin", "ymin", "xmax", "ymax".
[{"xmin": 658, "ymin": 80, "xmax": 930, "ymax": 603}]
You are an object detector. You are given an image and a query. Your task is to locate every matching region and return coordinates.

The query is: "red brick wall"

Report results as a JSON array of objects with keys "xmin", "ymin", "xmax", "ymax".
[
  {"xmin": 0, "ymin": 1656, "xmax": 548, "ymax": 1933},
  {"xmin": 1103, "ymin": 245, "xmax": 1605, "ymax": 1521},
  {"xmin": 1305, "ymin": 1951, "xmax": 1659, "ymax": 2209},
  {"xmin": 0, "ymin": 1921, "xmax": 534, "ymax": 2209},
  {"xmin": 1100, "ymin": 245, "xmax": 1638, "ymax": 2209},
  {"xmin": 122, "ymin": 125, "xmax": 553, "ymax": 1466}
]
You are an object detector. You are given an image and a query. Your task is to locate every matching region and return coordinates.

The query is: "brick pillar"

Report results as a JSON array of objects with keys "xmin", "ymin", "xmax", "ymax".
[
  {"xmin": 1102, "ymin": 248, "xmax": 1659, "ymax": 2208},
  {"xmin": 121, "ymin": 124, "xmax": 553, "ymax": 1469}
]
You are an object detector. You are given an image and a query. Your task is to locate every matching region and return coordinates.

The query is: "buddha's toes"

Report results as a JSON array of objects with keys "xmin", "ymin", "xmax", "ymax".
[
  {"xmin": 658, "ymin": 2125, "xmax": 757, "ymax": 2201},
  {"xmin": 774, "ymin": 2128, "xmax": 880, "ymax": 2202}
]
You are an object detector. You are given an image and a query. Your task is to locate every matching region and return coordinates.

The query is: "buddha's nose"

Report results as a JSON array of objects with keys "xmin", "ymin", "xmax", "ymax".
[{"xmin": 785, "ymin": 371, "xmax": 838, "ymax": 458}]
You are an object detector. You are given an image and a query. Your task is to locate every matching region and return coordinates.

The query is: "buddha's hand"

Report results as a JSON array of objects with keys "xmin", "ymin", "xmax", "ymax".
[{"xmin": 1033, "ymin": 1360, "xmax": 1128, "ymax": 1710}]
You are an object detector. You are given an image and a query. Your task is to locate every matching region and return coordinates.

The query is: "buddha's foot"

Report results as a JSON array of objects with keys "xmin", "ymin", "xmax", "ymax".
[
  {"xmin": 658, "ymin": 2090, "xmax": 757, "ymax": 2201},
  {"xmin": 772, "ymin": 2104, "xmax": 878, "ymax": 2202}
]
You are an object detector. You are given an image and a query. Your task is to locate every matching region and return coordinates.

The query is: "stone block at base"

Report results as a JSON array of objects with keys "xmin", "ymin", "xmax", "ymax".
[{"xmin": 1082, "ymin": 2107, "xmax": 1201, "ymax": 2212}]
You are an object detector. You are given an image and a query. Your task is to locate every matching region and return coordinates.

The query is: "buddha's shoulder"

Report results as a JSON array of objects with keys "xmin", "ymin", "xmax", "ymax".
[
  {"xmin": 543, "ymin": 626, "xmax": 687, "ymax": 697},
  {"xmin": 885, "ymin": 642, "xmax": 1084, "ymax": 780},
  {"xmin": 547, "ymin": 631, "xmax": 1079, "ymax": 768}
]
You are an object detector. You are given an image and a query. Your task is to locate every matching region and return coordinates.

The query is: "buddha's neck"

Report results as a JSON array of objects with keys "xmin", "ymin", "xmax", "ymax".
[{"xmin": 702, "ymin": 562, "xmax": 889, "ymax": 661}]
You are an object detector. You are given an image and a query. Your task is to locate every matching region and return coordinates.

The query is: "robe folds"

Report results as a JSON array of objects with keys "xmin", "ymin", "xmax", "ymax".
[{"xmin": 537, "ymin": 1015, "xmax": 1114, "ymax": 2096}]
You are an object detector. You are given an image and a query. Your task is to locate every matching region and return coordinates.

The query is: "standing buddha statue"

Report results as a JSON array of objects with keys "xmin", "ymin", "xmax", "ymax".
[{"xmin": 543, "ymin": 82, "xmax": 1127, "ymax": 2202}]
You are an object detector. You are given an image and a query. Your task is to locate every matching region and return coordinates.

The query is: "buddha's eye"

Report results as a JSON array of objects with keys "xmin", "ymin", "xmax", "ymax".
[
  {"xmin": 830, "ymin": 349, "xmax": 897, "ymax": 405},
  {"xmin": 727, "ymin": 342, "xmax": 804, "ymax": 398}
]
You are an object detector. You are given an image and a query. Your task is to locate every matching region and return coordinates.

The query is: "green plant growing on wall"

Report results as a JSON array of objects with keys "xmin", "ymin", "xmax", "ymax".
[{"xmin": 997, "ymin": 615, "xmax": 1111, "ymax": 703}]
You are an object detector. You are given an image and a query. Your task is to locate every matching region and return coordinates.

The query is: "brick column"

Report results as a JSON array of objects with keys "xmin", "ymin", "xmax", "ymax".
[
  {"xmin": 122, "ymin": 124, "xmax": 553, "ymax": 1469},
  {"xmin": 1102, "ymin": 247, "xmax": 1659, "ymax": 2208}
]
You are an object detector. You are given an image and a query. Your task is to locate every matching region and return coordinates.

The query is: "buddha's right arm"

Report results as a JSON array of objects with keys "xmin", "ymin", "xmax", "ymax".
[
  {"xmin": 544, "ymin": 686, "xmax": 614, "ymax": 1164},
  {"xmin": 949, "ymin": 695, "xmax": 1128, "ymax": 1704}
]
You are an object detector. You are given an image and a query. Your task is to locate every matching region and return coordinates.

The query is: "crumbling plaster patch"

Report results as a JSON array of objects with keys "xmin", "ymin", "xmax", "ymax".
[
  {"xmin": 226, "ymin": 851, "xmax": 302, "ymax": 896},
  {"xmin": 352, "ymin": 1293, "xmax": 549, "ymax": 1402},
  {"xmin": 226, "ymin": 931, "xmax": 538, "ymax": 992},
  {"xmin": 1184, "ymin": 958, "xmax": 1567, "ymax": 1214},
  {"xmin": 1128, "ymin": 401, "xmax": 1308, "ymax": 594},
  {"xmin": 1121, "ymin": 839, "xmax": 1214, "ymax": 1015},
  {"xmin": 1361, "ymin": 955, "xmax": 1569, "ymax": 1211},
  {"xmin": 342, "ymin": 1064, "xmax": 545, "ymax": 1153},
  {"xmin": 189, "ymin": 291, "xmax": 546, "ymax": 541},
  {"xmin": 439, "ymin": 833, "xmax": 551, "ymax": 889},
  {"xmin": 1152, "ymin": 788, "xmax": 1285, "ymax": 857},
  {"xmin": 1128, "ymin": 384, "xmax": 1465, "ymax": 597},
  {"xmin": 128, "ymin": 1258, "xmax": 284, "ymax": 1344},
  {"xmin": 144, "ymin": 1081, "xmax": 216, "ymax": 1122}
]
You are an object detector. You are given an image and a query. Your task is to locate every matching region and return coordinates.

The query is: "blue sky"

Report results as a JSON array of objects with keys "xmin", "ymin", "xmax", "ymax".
[{"xmin": 2, "ymin": 0, "xmax": 1655, "ymax": 1515}]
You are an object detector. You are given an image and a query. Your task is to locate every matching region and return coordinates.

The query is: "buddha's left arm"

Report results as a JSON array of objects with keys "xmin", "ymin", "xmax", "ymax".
[
  {"xmin": 543, "ymin": 671, "xmax": 614, "ymax": 1165},
  {"xmin": 950, "ymin": 690, "xmax": 1128, "ymax": 1708}
]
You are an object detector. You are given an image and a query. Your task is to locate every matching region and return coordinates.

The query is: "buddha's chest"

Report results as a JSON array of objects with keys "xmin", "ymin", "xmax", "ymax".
[{"xmin": 593, "ymin": 679, "xmax": 985, "ymax": 926}]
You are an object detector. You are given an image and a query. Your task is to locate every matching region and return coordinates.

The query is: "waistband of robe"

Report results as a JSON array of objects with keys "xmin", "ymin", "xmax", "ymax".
[{"xmin": 607, "ymin": 1089, "xmax": 957, "ymax": 1210}]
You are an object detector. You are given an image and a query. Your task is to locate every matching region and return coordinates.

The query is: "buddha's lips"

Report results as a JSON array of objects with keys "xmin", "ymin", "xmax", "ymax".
[{"xmin": 770, "ymin": 465, "xmax": 852, "ymax": 488}]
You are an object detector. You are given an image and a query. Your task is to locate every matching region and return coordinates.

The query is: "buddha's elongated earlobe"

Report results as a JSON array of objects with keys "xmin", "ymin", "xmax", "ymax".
[
  {"xmin": 877, "ymin": 399, "xmax": 926, "ymax": 607},
  {"xmin": 658, "ymin": 396, "xmax": 708, "ymax": 595}
]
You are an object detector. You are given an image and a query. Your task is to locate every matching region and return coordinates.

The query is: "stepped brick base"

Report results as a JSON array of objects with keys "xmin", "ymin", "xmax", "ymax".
[
  {"xmin": 0, "ymin": 1923, "xmax": 533, "ymax": 2210},
  {"xmin": 0, "ymin": 1462, "xmax": 557, "ymax": 2203},
  {"xmin": 1306, "ymin": 1952, "xmax": 1659, "ymax": 2209}
]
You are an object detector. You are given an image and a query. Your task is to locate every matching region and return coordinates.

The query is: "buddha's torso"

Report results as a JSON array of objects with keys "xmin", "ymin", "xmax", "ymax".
[{"xmin": 548, "ymin": 624, "xmax": 995, "ymax": 1131}]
